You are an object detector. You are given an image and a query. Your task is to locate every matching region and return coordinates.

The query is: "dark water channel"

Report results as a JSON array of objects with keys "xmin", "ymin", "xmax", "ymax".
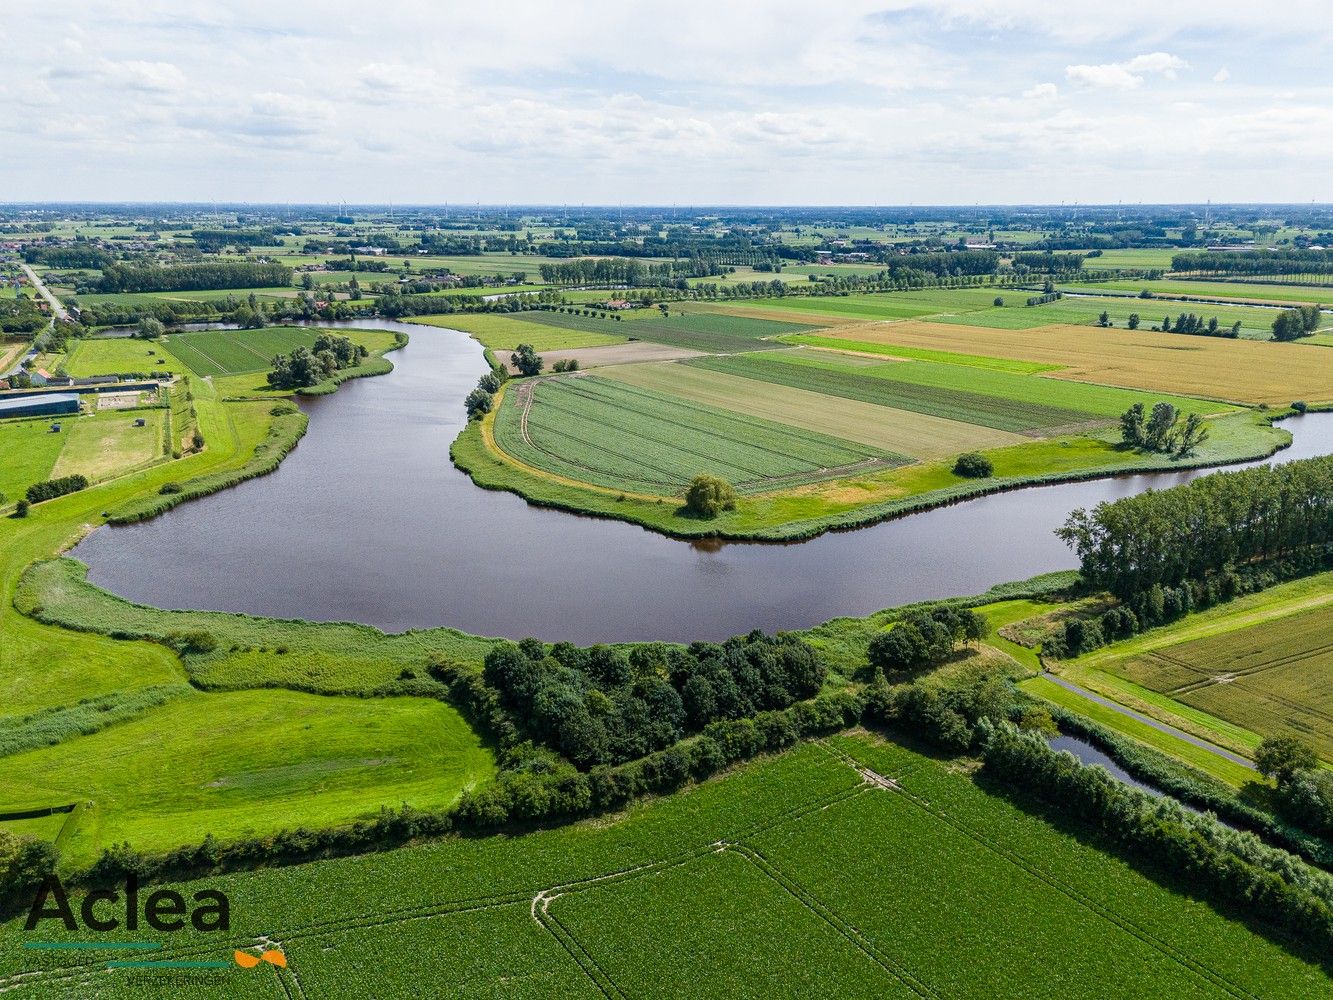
[{"xmin": 71, "ymin": 320, "xmax": 1333, "ymax": 643}]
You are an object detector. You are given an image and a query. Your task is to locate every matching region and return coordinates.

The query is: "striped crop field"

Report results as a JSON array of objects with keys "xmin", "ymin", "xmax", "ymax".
[
  {"xmin": 603, "ymin": 361, "xmax": 1030, "ymax": 459},
  {"xmin": 801, "ymin": 320, "xmax": 1331, "ymax": 404},
  {"xmin": 764, "ymin": 349, "xmax": 1227, "ymax": 420},
  {"xmin": 684, "ymin": 353, "xmax": 1100, "ymax": 433},
  {"xmin": 512, "ymin": 309, "xmax": 818, "ymax": 353},
  {"xmin": 1108, "ymin": 602, "xmax": 1333, "ymax": 760},
  {"xmin": 492, "ymin": 374, "xmax": 907, "ymax": 495},
  {"xmin": 164, "ymin": 327, "xmax": 392, "ymax": 378}
]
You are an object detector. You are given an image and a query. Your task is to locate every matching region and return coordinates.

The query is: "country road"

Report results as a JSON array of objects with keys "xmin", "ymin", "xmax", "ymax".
[
  {"xmin": 20, "ymin": 262, "xmax": 68, "ymax": 321},
  {"xmin": 1040, "ymin": 671, "xmax": 1257, "ymax": 770}
]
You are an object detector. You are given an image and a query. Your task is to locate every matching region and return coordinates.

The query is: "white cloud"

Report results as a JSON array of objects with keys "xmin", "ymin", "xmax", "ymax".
[
  {"xmin": 1066, "ymin": 52, "xmax": 1188, "ymax": 90},
  {"xmin": 1023, "ymin": 82, "xmax": 1058, "ymax": 99},
  {"xmin": 1213, "ymin": 67, "xmax": 1230, "ymax": 82}
]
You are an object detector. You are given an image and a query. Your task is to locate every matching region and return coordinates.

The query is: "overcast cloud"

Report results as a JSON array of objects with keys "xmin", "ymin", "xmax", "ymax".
[{"xmin": 1, "ymin": 0, "xmax": 1329, "ymax": 204}]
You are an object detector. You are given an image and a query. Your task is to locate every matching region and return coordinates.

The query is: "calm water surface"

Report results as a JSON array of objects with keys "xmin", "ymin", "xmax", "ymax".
[{"xmin": 72, "ymin": 320, "xmax": 1333, "ymax": 643}]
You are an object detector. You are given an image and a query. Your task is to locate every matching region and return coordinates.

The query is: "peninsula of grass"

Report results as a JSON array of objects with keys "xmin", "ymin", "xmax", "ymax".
[{"xmin": 456, "ymin": 397, "xmax": 1294, "ymax": 541}]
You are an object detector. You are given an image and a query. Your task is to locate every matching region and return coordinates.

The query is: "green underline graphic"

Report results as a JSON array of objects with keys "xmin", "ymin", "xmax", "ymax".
[
  {"xmin": 24, "ymin": 941, "xmax": 162, "ymax": 950},
  {"xmin": 106, "ymin": 959, "xmax": 232, "ymax": 969}
]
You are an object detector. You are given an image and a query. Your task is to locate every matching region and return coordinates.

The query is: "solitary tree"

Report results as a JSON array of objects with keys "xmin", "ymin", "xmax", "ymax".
[
  {"xmin": 953, "ymin": 452, "xmax": 993, "ymax": 478},
  {"xmin": 510, "ymin": 343, "xmax": 543, "ymax": 377},
  {"xmin": 684, "ymin": 474, "xmax": 736, "ymax": 518},
  {"xmin": 1127, "ymin": 313, "xmax": 1140, "ymax": 330},
  {"xmin": 136, "ymin": 316, "xmax": 164, "ymax": 340},
  {"xmin": 1144, "ymin": 402, "xmax": 1179, "ymax": 451},
  {"xmin": 1173, "ymin": 412, "xmax": 1209, "ymax": 457}
]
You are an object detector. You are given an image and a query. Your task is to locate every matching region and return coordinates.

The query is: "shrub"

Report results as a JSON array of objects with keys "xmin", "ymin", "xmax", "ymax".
[
  {"xmin": 164, "ymin": 630, "xmax": 218, "ymax": 655},
  {"xmin": 464, "ymin": 388, "xmax": 493, "ymax": 420},
  {"xmin": 14, "ymin": 500, "xmax": 29, "ymax": 518},
  {"xmin": 953, "ymin": 452, "xmax": 993, "ymax": 478},
  {"xmin": 684, "ymin": 475, "xmax": 736, "ymax": 518},
  {"xmin": 993, "ymin": 296, "xmax": 1004, "ymax": 306},
  {"xmin": 159, "ymin": 482, "xmax": 183, "ymax": 495},
  {"xmin": 1292, "ymin": 401, "xmax": 1308, "ymax": 414},
  {"xmin": 26, "ymin": 475, "xmax": 89, "ymax": 504}
]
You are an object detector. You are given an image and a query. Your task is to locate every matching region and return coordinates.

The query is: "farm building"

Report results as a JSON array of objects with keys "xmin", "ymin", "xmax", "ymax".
[{"xmin": 0, "ymin": 392, "xmax": 79, "ymax": 420}]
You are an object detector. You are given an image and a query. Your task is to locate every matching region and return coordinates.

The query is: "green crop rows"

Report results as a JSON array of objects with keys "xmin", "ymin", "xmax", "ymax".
[
  {"xmin": 165, "ymin": 327, "xmax": 346, "ymax": 377},
  {"xmin": 494, "ymin": 375, "xmax": 903, "ymax": 494},
  {"xmin": 3, "ymin": 739, "xmax": 1323, "ymax": 998},
  {"xmin": 686, "ymin": 353, "xmax": 1099, "ymax": 432}
]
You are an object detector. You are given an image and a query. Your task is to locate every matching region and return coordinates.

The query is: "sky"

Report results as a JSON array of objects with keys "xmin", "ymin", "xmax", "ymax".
[{"xmin": 2, "ymin": 1, "xmax": 1331, "ymax": 205}]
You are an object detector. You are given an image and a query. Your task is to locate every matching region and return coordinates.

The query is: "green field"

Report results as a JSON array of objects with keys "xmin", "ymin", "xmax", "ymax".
[
  {"xmin": 64, "ymin": 336, "xmax": 178, "ymax": 376},
  {"xmin": 407, "ymin": 312, "xmax": 627, "ymax": 351},
  {"xmin": 716, "ymin": 287, "xmax": 1006, "ymax": 321},
  {"xmin": 49, "ymin": 409, "xmax": 166, "ymax": 482},
  {"xmin": 0, "ymin": 417, "xmax": 68, "ymax": 501},
  {"xmin": 164, "ymin": 326, "xmax": 393, "ymax": 378},
  {"xmin": 774, "ymin": 350, "xmax": 1231, "ymax": 420},
  {"xmin": 1061, "ymin": 279, "xmax": 1333, "ymax": 307},
  {"xmin": 1, "ymin": 738, "xmax": 1323, "ymax": 997},
  {"xmin": 1106, "ymin": 602, "xmax": 1333, "ymax": 760},
  {"xmin": 512, "ymin": 309, "xmax": 818, "ymax": 353},
  {"xmin": 686, "ymin": 352, "xmax": 1100, "ymax": 432},
  {"xmin": 928, "ymin": 294, "xmax": 1285, "ymax": 339},
  {"xmin": 493, "ymin": 374, "xmax": 904, "ymax": 494},
  {"xmin": 0, "ymin": 688, "xmax": 495, "ymax": 868}
]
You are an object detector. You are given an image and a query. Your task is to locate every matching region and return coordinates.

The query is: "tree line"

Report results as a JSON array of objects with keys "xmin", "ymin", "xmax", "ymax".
[
  {"xmin": 1058, "ymin": 456, "xmax": 1333, "ymax": 604},
  {"xmin": 1172, "ymin": 249, "xmax": 1333, "ymax": 279},
  {"xmin": 96, "ymin": 261, "xmax": 292, "ymax": 293},
  {"xmin": 1271, "ymin": 305, "xmax": 1323, "ymax": 341},
  {"xmin": 1118, "ymin": 401, "xmax": 1208, "ymax": 456}
]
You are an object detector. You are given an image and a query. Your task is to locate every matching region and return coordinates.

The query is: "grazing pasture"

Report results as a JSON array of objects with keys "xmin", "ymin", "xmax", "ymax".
[
  {"xmin": 493, "ymin": 374, "xmax": 903, "ymax": 494},
  {"xmin": 808, "ymin": 320, "xmax": 1333, "ymax": 404},
  {"xmin": 0, "ymin": 417, "xmax": 67, "ymax": 500},
  {"xmin": 3, "ymin": 738, "xmax": 1323, "ymax": 998},
  {"xmin": 1108, "ymin": 603, "xmax": 1333, "ymax": 760},
  {"xmin": 49, "ymin": 410, "xmax": 165, "ymax": 482},
  {"xmin": 604, "ymin": 361, "xmax": 1029, "ymax": 459},
  {"xmin": 64, "ymin": 336, "xmax": 178, "ymax": 376},
  {"xmin": 0, "ymin": 689, "xmax": 495, "ymax": 868}
]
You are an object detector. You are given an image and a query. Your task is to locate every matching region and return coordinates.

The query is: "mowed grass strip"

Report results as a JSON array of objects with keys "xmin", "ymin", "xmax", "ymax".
[
  {"xmin": 711, "ymin": 287, "xmax": 1007, "ymax": 322},
  {"xmin": 929, "ymin": 294, "xmax": 1289, "ymax": 339},
  {"xmin": 494, "ymin": 375, "xmax": 902, "ymax": 495},
  {"xmin": 785, "ymin": 350, "xmax": 1225, "ymax": 420},
  {"xmin": 0, "ymin": 418, "xmax": 66, "ymax": 500},
  {"xmin": 604, "ymin": 361, "xmax": 1029, "ymax": 459},
  {"xmin": 513, "ymin": 309, "xmax": 816, "ymax": 353},
  {"xmin": 810, "ymin": 320, "xmax": 1332, "ymax": 404},
  {"xmin": 409, "ymin": 312, "xmax": 627, "ymax": 351},
  {"xmin": 686, "ymin": 353, "xmax": 1098, "ymax": 433},
  {"xmin": 1113, "ymin": 604, "xmax": 1333, "ymax": 760}
]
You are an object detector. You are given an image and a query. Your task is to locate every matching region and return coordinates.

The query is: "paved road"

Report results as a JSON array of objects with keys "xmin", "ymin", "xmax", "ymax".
[
  {"xmin": 1041, "ymin": 671, "xmax": 1257, "ymax": 770},
  {"xmin": 20, "ymin": 262, "xmax": 69, "ymax": 321}
]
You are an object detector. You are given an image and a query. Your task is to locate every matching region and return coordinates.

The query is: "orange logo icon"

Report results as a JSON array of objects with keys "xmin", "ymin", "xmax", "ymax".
[{"xmin": 234, "ymin": 949, "xmax": 287, "ymax": 969}]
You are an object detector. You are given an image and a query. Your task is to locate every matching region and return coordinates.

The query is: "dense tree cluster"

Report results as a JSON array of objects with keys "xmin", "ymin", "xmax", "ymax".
[
  {"xmin": 265, "ymin": 334, "xmax": 367, "ymax": 389},
  {"xmin": 1118, "ymin": 402, "xmax": 1208, "ymax": 456},
  {"xmin": 866, "ymin": 607, "xmax": 986, "ymax": 675},
  {"xmin": 96, "ymin": 261, "xmax": 291, "ymax": 293},
  {"xmin": 21, "ymin": 245, "xmax": 113, "ymax": 268},
  {"xmin": 1271, "ymin": 305, "xmax": 1323, "ymax": 341},
  {"xmin": 1010, "ymin": 251, "xmax": 1085, "ymax": 273},
  {"xmin": 189, "ymin": 229, "xmax": 279, "ymax": 251},
  {"xmin": 1256, "ymin": 737, "xmax": 1333, "ymax": 839},
  {"xmin": 538, "ymin": 256, "xmax": 726, "ymax": 287},
  {"xmin": 0, "ymin": 297, "xmax": 47, "ymax": 333},
  {"xmin": 482, "ymin": 632, "xmax": 827, "ymax": 768},
  {"xmin": 952, "ymin": 452, "xmax": 993, "ymax": 478},
  {"xmin": 1058, "ymin": 456, "xmax": 1333, "ymax": 604},
  {"xmin": 865, "ymin": 665, "xmax": 1014, "ymax": 752},
  {"xmin": 509, "ymin": 343, "xmax": 542, "ymax": 377}
]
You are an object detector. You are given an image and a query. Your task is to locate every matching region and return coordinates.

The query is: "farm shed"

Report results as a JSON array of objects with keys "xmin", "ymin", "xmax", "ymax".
[{"xmin": 0, "ymin": 392, "xmax": 79, "ymax": 420}]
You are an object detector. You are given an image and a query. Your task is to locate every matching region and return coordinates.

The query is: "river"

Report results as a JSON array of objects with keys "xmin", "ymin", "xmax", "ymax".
[{"xmin": 70, "ymin": 319, "xmax": 1333, "ymax": 643}]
